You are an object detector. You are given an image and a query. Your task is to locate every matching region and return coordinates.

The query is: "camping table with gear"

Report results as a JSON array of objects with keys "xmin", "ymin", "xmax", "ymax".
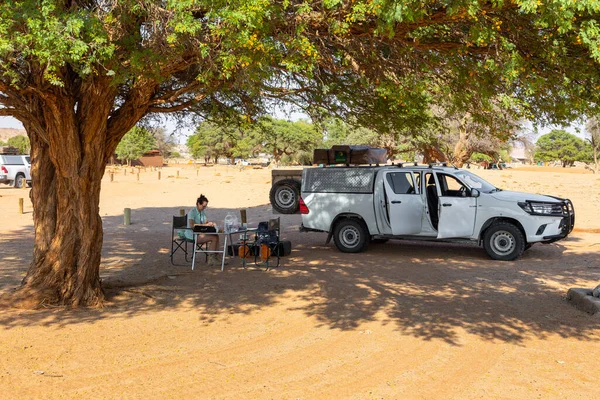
[{"xmin": 186, "ymin": 210, "xmax": 291, "ymax": 271}]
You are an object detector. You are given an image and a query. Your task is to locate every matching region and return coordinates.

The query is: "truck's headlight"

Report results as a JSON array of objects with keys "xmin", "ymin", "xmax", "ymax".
[{"xmin": 518, "ymin": 201, "xmax": 564, "ymax": 216}]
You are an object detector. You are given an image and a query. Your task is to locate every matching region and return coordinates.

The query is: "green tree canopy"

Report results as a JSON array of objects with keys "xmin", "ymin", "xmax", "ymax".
[
  {"xmin": 115, "ymin": 127, "xmax": 156, "ymax": 165},
  {"xmin": 534, "ymin": 130, "xmax": 589, "ymax": 167},
  {"xmin": 3, "ymin": 1, "xmax": 600, "ymax": 306},
  {"xmin": 6, "ymin": 135, "xmax": 30, "ymax": 154},
  {"xmin": 253, "ymin": 117, "xmax": 322, "ymax": 163},
  {"xmin": 187, "ymin": 121, "xmax": 251, "ymax": 163}
]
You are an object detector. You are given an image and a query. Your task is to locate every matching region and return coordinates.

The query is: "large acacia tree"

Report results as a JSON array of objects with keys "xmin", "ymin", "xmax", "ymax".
[{"xmin": 2, "ymin": 0, "xmax": 600, "ymax": 307}]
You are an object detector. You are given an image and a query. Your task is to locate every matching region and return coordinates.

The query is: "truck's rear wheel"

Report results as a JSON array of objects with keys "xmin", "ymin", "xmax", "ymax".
[
  {"xmin": 333, "ymin": 219, "xmax": 369, "ymax": 253},
  {"xmin": 270, "ymin": 179, "xmax": 300, "ymax": 214},
  {"xmin": 483, "ymin": 221, "xmax": 525, "ymax": 261},
  {"xmin": 13, "ymin": 173, "xmax": 25, "ymax": 188}
]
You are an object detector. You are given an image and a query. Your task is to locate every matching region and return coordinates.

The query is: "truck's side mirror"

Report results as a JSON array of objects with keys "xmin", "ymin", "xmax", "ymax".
[{"xmin": 471, "ymin": 189, "xmax": 480, "ymax": 198}]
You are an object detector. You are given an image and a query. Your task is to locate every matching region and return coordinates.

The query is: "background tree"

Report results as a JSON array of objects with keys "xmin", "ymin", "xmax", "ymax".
[
  {"xmin": 534, "ymin": 130, "xmax": 589, "ymax": 167},
  {"xmin": 322, "ymin": 118, "xmax": 404, "ymax": 160},
  {"xmin": 401, "ymin": 96, "xmax": 522, "ymax": 166},
  {"xmin": 187, "ymin": 121, "xmax": 250, "ymax": 164},
  {"xmin": 115, "ymin": 127, "xmax": 156, "ymax": 166},
  {"xmin": 186, "ymin": 134, "xmax": 212, "ymax": 164},
  {"xmin": 6, "ymin": 135, "xmax": 31, "ymax": 154},
  {"xmin": 585, "ymin": 117, "xmax": 600, "ymax": 173},
  {"xmin": 149, "ymin": 128, "xmax": 176, "ymax": 160},
  {"xmin": 2, "ymin": 1, "xmax": 600, "ymax": 307},
  {"xmin": 254, "ymin": 117, "xmax": 321, "ymax": 164}
]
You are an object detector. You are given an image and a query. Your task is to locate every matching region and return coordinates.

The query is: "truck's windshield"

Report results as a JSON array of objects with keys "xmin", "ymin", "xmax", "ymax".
[{"xmin": 454, "ymin": 171, "xmax": 497, "ymax": 193}]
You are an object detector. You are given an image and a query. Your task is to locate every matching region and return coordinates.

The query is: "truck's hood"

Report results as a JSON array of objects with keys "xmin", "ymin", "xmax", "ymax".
[{"xmin": 489, "ymin": 190, "xmax": 563, "ymax": 203}]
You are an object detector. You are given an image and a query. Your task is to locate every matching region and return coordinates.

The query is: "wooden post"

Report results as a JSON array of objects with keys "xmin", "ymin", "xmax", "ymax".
[
  {"xmin": 136, "ymin": 172, "xmax": 140, "ymax": 181},
  {"xmin": 131, "ymin": 168, "xmax": 134, "ymax": 174},
  {"xmin": 240, "ymin": 209, "xmax": 247, "ymax": 224},
  {"xmin": 124, "ymin": 168, "xmax": 127, "ymax": 176},
  {"xmin": 176, "ymin": 170, "xmax": 179, "ymax": 177},
  {"xmin": 158, "ymin": 171, "xmax": 161, "ymax": 180},
  {"xmin": 196, "ymin": 169, "xmax": 199, "ymax": 177},
  {"xmin": 179, "ymin": 208, "xmax": 185, "ymax": 216},
  {"xmin": 18, "ymin": 198, "xmax": 24, "ymax": 214},
  {"xmin": 110, "ymin": 172, "xmax": 114, "ymax": 182},
  {"xmin": 124, "ymin": 208, "xmax": 131, "ymax": 226}
]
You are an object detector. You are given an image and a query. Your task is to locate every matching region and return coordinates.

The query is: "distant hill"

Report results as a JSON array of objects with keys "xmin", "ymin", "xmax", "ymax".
[{"xmin": 0, "ymin": 128, "xmax": 26, "ymax": 142}]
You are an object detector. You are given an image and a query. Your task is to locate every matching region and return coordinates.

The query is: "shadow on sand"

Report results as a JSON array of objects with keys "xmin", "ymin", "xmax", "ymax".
[{"xmin": 1, "ymin": 204, "xmax": 599, "ymax": 346}]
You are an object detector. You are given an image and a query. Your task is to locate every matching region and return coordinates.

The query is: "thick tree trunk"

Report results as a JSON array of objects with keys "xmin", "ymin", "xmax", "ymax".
[
  {"xmin": 452, "ymin": 128, "xmax": 471, "ymax": 168},
  {"xmin": 421, "ymin": 145, "xmax": 446, "ymax": 164},
  {"xmin": 18, "ymin": 153, "xmax": 105, "ymax": 307},
  {"xmin": 16, "ymin": 121, "xmax": 107, "ymax": 307},
  {"xmin": 2, "ymin": 63, "xmax": 164, "ymax": 309},
  {"xmin": 10, "ymin": 77, "xmax": 131, "ymax": 308}
]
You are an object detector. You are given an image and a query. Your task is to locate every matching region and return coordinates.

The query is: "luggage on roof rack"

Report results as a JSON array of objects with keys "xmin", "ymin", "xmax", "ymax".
[
  {"xmin": 0, "ymin": 146, "xmax": 18, "ymax": 155},
  {"xmin": 313, "ymin": 145, "xmax": 387, "ymax": 165}
]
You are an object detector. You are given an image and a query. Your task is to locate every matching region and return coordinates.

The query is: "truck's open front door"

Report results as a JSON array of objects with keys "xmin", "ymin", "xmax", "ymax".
[{"xmin": 435, "ymin": 173, "xmax": 477, "ymax": 239}]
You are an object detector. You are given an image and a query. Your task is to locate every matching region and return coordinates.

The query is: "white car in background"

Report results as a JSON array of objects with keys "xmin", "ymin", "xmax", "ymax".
[{"xmin": 0, "ymin": 154, "xmax": 31, "ymax": 188}]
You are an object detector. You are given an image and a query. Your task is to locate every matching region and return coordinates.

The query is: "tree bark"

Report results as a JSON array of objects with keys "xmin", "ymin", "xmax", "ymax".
[
  {"xmin": 11, "ymin": 76, "xmax": 132, "ymax": 308},
  {"xmin": 452, "ymin": 127, "xmax": 471, "ymax": 168},
  {"xmin": 421, "ymin": 145, "xmax": 446, "ymax": 164}
]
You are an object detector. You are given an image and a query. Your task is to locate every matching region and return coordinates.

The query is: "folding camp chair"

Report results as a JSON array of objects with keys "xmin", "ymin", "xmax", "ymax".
[{"xmin": 170, "ymin": 214, "xmax": 208, "ymax": 265}]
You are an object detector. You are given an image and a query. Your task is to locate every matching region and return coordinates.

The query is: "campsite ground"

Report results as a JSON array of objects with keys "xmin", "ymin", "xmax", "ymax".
[{"xmin": 1, "ymin": 164, "xmax": 599, "ymax": 399}]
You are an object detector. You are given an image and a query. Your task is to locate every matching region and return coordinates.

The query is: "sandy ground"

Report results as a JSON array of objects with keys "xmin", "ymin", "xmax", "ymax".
[{"xmin": 0, "ymin": 164, "xmax": 599, "ymax": 399}]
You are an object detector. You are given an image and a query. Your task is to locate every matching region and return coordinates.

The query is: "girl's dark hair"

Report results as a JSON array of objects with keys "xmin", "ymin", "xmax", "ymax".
[{"xmin": 197, "ymin": 194, "xmax": 209, "ymax": 205}]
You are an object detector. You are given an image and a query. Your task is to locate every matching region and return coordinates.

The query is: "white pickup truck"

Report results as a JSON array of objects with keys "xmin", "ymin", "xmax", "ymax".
[
  {"xmin": 0, "ymin": 154, "xmax": 32, "ymax": 188},
  {"xmin": 299, "ymin": 164, "xmax": 575, "ymax": 261}
]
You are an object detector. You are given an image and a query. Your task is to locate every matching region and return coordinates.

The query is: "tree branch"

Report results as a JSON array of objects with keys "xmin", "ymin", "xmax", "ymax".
[{"xmin": 148, "ymin": 99, "xmax": 196, "ymax": 113}]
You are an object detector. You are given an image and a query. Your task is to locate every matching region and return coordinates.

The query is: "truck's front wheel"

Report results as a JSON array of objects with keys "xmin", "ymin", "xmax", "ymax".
[
  {"xmin": 483, "ymin": 221, "xmax": 525, "ymax": 261},
  {"xmin": 270, "ymin": 179, "xmax": 300, "ymax": 214},
  {"xmin": 333, "ymin": 219, "xmax": 369, "ymax": 253}
]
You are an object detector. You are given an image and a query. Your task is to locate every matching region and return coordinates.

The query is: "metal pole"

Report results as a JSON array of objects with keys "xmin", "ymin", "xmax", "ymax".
[{"xmin": 124, "ymin": 208, "xmax": 131, "ymax": 225}]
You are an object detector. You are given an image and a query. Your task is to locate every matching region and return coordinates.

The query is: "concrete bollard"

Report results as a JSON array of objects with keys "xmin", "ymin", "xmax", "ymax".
[
  {"xmin": 18, "ymin": 198, "xmax": 24, "ymax": 214},
  {"xmin": 124, "ymin": 208, "xmax": 131, "ymax": 226}
]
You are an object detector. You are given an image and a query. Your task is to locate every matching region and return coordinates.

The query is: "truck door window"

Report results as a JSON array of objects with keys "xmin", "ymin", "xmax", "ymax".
[
  {"xmin": 386, "ymin": 172, "xmax": 417, "ymax": 194},
  {"xmin": 438, "ymin": 174, "xmax": 468, "ymax": 197}
]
